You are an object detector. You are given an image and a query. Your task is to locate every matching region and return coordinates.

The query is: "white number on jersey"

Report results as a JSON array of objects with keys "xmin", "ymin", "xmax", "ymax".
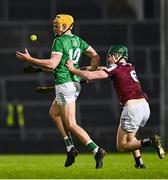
[
  {"xmin": 69, "ymin": 48, "xmax": 81, "ymax": 63},
  {"xmin": 130, "ymin": 70, "xmax": 139, "ymax": 82}
]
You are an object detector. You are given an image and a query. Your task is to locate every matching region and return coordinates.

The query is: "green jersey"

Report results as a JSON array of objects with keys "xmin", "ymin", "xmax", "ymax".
[{"xmin": 52, "ymin": 34, "xmax": 90, "ymax": 85}]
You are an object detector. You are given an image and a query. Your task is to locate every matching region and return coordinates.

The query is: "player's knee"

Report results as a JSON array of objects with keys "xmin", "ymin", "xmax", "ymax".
[
  {"xmin": 49, "ymin": 107, "xmax": 61, "ymax": 123},
  {"xmin": 49, "ymin": 108, "xmax": 56, "ymax": 119},
  {"xmin": 118, "ymin": 147, "xmax": 125, "ymax": 152},
  {"xmin": 49, "ymin": 108, "xmax": 53, "ymax": 118},
  {"xmin": 116, "ymin": 143, "xmax": 126, "ymax": 152},
  {"xmin": 66, "ymin": 122, "xmax": 77, "ymax": 132}
]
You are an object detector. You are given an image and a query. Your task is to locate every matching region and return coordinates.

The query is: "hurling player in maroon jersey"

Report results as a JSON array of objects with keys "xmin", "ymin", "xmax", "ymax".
[{"xmin": 66, "ymin": 44, "xmax": 165, "ymax": 168}]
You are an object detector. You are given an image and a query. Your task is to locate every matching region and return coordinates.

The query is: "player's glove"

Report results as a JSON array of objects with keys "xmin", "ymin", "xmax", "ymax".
[{"xmin": 24, "ymin": 64, "xmax": 42, "ymax": 73}]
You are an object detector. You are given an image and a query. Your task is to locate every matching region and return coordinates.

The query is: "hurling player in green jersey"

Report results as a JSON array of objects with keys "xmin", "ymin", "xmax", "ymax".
[{"xmin": 16, "ymin": 14, "xmax": 106, "ymax": 169}]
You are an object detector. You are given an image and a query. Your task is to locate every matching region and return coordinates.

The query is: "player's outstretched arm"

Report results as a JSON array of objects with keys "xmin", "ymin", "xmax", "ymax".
[
  {"xmin": 80, "ymin": 66, "xmax": 106, "ymax": 71},
  {"xmin": 66, "ymin": 60, "xmax": 108, "ymax": 80},
  {"xmin": 16, "ymin": 49, "xmax": 61, "ymax": 69}
]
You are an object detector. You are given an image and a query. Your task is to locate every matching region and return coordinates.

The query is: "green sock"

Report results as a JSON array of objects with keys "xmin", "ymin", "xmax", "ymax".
[
  {"xmin": 64, "ymin": 136, "xmax": 74, "ymax": 152},
  {"xmin": 134, "ymin": 156, "xmax": 144, "ymax": 166},
  {"xmin": 68, "ymin": 133, "xmax": 74, "ymax": 145},
  {"xmin": 64, "ymin": 136, "xmax": 71, "ymax": 146},
  {"xmin": 86, "ymin": 140, "xmax": 98, "ymax": 154}
]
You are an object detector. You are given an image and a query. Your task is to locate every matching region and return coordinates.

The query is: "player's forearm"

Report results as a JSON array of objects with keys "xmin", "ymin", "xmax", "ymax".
[
  {"xmin": 28, "ymin": 57, "xmax": 56, "ymax": 69},
  {"xmin": 66, "ymin": 59, "xmax": 98, "ymax": 80},
  {"xmin": 70, "ymin": 68, "xmax": 93, "ymax": 81},
  {"xmin": 90, "ymin": 55, "xmax": 100, "ymax": 71}
]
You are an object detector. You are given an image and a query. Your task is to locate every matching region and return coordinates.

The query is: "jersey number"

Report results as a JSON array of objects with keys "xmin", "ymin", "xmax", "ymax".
[
  {"xmin": 69, "ymin": 48, "xmax": 81, "ymax": 64},
  {"xmin": 130, "ymin": 70, "xmax": 139, "ymax": 82}
]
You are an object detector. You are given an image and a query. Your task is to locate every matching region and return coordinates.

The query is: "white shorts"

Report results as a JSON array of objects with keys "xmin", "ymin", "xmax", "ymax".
[
  {"xmin": 55, "ymin": 82, "xmax": 81, "ymax": 105},
  {"xmin": 120, "ymin": 100, "xmax": 150, "ymax": 133}
]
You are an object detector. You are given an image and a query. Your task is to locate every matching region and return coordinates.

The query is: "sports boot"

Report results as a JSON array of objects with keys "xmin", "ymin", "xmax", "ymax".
[
  {"xmin": 134, "ymin": 164, "xmax": 146, "ymax": 169},
  {"xmin": 94, "ymin": 148, "xmax": 106, "ymax": 169},
  {"xmin": 151, "ymin": 135, "xmax": 165, "ymax": 159},
  {"xmin": 64, "ymin": 147, "xmax": 78, "ymax": 167}
]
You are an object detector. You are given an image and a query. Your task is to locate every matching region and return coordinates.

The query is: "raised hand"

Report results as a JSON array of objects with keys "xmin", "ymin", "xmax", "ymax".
[{"xmin": 16, "ymin": 48, "xmax": 32, "ymax": 62}]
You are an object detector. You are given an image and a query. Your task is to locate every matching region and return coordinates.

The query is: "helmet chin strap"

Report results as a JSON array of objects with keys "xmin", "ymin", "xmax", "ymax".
[
  {"xmin": 107, "ymin": 53, "xmax": 125, "ymax": 67},
  {"xmin": 115, "ymin": 51, "xmax": 126, "ymax": 64},
  {"xmin": 115, "ymin": 58, "xmax": 122, "ymax": 64},
  {"xmin": 55, "ymin": 23, "xmax": 74, "ymax": 37}
]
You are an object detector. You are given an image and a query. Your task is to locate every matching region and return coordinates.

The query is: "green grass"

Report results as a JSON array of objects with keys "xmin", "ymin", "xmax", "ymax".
[{"xmin": 0, "ymin": 153, "xmax": 167, "ymax": 179}]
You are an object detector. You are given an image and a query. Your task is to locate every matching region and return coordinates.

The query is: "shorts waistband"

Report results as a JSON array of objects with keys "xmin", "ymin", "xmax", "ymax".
[{"xmin": 125, "ymin": 98, "xmax": 147, "ymax": 107}]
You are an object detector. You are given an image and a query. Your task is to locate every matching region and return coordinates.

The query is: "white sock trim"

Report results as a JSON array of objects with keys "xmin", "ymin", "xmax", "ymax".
[
  {"xmin": 67, "ymin": 145, "xmax": 74, "ymax": 152},
  {"xmin": 64, "ymin": 136, "xmax": 69, "ymax": 140},
  {"xmin": 86, "ymin": 139, "xmax": 92, "ymax": 146},
  {"xmin": 93, "ymin": 147, "xmax": 99, "ymax": 155}
]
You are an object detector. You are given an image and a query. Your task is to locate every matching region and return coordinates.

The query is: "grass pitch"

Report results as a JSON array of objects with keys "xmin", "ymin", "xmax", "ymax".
[{"xmin": 0, "ymin": 153, "xmax": 167, "ymax": 179}]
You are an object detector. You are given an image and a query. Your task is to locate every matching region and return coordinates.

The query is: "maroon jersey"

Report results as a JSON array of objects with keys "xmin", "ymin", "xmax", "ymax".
[{"xmin": 103, "ymin": 62, "xmax": 147, "ymax": 105}]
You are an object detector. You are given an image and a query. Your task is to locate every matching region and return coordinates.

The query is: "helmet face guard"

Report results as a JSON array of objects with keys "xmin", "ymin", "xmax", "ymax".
[
  {"xmin": 106, "ymin": 44, "xmax": 128, "ymax": 66},
  {"xmin": 54, "ymin": 14, "xmax": 74, "ymax": 37}
]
